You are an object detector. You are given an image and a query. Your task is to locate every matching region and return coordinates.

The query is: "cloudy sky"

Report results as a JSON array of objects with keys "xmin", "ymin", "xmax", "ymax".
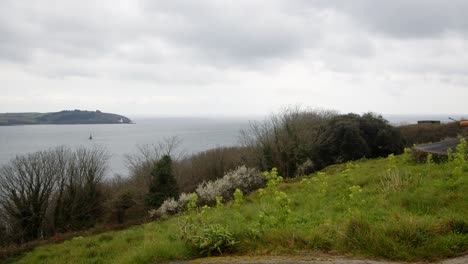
[{"xmin": 1, "ymin": 0, "xmax": 467, "ymax": 117}]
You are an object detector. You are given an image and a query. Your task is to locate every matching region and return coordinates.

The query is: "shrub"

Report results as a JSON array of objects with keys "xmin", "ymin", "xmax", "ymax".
[
  {"xmin": 180, "ymin": 221, "xmax": 238, "ymax": 256},
  {"xmin": 240, "ymin": 107, "xmax": 337, "ymax": 178},
  {"xmin": 195, "ymin": 166, "xmax": 264, "ymax": 205},
  {"xmin": 114, "ymin": 191, "xmax": 136, "ymax": 223},
  {"xmin": 195, "ymin": 179, "xmax": 230, "ymax": 205},
  {"xmin": 155, "ymin": 166, "xmax": 264, "ymax": 217},
  {"xmin": 316, "ymin": 113, "xmax": 404, "ymax": 168},
  {"xmin": 175, "ymin": 146, "xmax": 247, "ymax": 193},
  {"xmin": 145, "ymin": 155, "xmax": 179, "ymax": 209},
  {"xmin": 157, "ymin": 198, "xmax": 179, "ymax": 216}
]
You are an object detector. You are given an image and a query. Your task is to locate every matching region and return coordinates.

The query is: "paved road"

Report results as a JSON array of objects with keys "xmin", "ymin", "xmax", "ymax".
[
  {"xmin": 167, "ymin": 254, "xmax": 468, "ymax": 264},
  {"xmin": 415, "ymin": 137, "xmax": 467, "ymax": 155}
]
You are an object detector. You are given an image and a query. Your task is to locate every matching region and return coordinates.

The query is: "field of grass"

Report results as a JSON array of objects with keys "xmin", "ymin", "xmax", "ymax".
[{"xmin": 6, "ymin": 152, "xmax": 468, "ymax": 263}]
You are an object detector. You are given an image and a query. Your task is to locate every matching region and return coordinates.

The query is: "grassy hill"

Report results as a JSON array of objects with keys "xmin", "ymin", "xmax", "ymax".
[
  {"xmin": 0, "ymin": 110, "xmax": 132, "ymax": 125},
  {"xmin": 6, "ymin": 153, "xmax": 468, "ymax": 263}
]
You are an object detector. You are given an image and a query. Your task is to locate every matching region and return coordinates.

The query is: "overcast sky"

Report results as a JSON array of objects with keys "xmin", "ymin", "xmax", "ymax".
[{"xmin": 1, "ymin": 0, "xmax": 467, "ymax": 117}]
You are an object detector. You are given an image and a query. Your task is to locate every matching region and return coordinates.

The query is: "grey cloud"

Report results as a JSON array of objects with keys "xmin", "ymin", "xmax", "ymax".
[
  {"xmin": 141, "ymin": 1, "xmax": 320, "ymax": 66},
  {"xmin": 1, "ymin": 0, "xmax": 468, "ymax": 89},
  {"xmin": 294, "ymin": 0, "xmax": 468, "ymax": 38},
  {"xmin": 0, "ymin": 0, "xmax": 321, "ymax": 73}
]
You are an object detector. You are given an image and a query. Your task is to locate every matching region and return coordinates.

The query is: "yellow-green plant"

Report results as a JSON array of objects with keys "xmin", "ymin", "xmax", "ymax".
[
  {"xmin": 264, "ymin": 168, "xmax": 283, "ymax": 191},
  {"xmin": 348, "ymin": 185, "xmax": 365, "ymax": 213},
  {"xmin": 255, "ymin": 168, "xmax": 292, "ymax": 230},
  {"xmin": 454, "ymin": 138, "xmax": 467, "ymax": 164},
  {"xmin": 215, "ymin": 196, "xmax": 223, "ymax": 208},
  {"xmin": 232, "ymin": 189, "xmax": 243, "ymax": 209},
  {"xmin": 402, "ymin": 147, "xmax": 412, "ymax": 163},
  {"xmin": 426, "ymin": 153, "xmax": 434, "ymax": 165},
  {"xmin": 187, "ymin": 193, "xmax": 199, "ymax": 212},
  {"xmin": 180, "ymin": 219, "xmax": 238, "ymax": 256},
  {"xmin": 447, "ymin": 148, "xmax": 454, "ymax": 162},
  {"xmin": 274, "ymin": 190, "xmax": 291, "ymax": 224},
  {"xmin": 387, "ymin": 154, "xmax": 397, "ymax": 171}
]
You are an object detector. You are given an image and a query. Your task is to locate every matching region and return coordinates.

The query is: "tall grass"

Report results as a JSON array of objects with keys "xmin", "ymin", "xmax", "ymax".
[{"xmin": 8, "ymin": 153, "xmax": 468, "ymax": 263}]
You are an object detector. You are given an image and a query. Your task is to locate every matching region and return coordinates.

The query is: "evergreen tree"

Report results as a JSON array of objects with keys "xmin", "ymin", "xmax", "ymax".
[{"xmin": 145, "ymin": 155, "xmax": 179, "ymax": 209}]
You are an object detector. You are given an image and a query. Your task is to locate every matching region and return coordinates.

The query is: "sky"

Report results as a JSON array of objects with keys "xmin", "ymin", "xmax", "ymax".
[{"xmin": 1, "ymin": 0, "xmax": 468, "ymax": 117}]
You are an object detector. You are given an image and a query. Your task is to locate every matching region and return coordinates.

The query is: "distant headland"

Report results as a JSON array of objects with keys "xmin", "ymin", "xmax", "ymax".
[{"xmin": 0, "ymin": 110, "xmax": 133, "ymax": 125}]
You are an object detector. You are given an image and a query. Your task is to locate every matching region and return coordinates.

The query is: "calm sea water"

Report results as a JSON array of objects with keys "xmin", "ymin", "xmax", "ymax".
[{"xmin": 0, "ymin": 118, "xmax": 250, "ymax": 176}]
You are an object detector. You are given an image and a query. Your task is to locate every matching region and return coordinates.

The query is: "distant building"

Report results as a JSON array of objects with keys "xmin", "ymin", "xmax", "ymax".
[{"xmin": 418, "ymin": 120, "xmax": 441, "ymax": 124}]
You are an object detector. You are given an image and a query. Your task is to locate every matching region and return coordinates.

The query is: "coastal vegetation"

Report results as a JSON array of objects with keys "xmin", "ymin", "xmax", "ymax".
[
  {"xmin": 0, "ymin": 110, "xmax": 132, "ymax": 125},
  {"xmin": 0, "ymin": 108, "xmax": 467, "ymax": 262},
  {"xmin": 5, "ymin": 147, "xmax": 468, "ymax": 263}
]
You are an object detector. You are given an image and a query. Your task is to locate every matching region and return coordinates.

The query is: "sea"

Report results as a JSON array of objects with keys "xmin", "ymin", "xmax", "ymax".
[
  {"xmin": 0, "ymin": 114, "xmax": 466, "ymax": 177},
  {"xmin": 0, "ymin": 117, "xmax": 251, "ymax": 177}
]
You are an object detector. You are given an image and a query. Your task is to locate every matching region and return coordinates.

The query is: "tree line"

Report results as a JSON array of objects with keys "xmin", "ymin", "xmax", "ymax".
[{"xmin": 0, "ymin": 147, "xmax": 107, "ymax": 244}]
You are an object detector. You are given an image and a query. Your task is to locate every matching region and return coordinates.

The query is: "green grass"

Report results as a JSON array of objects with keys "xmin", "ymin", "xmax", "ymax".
[{"xmin": 7, "ymin": 155, "xmax": 468, "ymax": 263}]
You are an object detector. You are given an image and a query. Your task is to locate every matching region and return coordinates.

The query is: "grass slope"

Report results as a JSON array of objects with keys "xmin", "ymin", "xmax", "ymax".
[{"xmin": 7, "ymin": 155, "xmax": 468, "ymax": 263}]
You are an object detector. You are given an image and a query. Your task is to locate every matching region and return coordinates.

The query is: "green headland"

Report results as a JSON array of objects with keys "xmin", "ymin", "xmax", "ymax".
[{"xmin": 0, "ymin": 110, "xmax": 132, "ymax": 125}]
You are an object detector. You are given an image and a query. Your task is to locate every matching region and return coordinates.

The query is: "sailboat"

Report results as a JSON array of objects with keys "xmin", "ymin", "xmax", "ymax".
[{"xmin": 89, "ymin": 133, "xmax": 93, "ymax": 140}]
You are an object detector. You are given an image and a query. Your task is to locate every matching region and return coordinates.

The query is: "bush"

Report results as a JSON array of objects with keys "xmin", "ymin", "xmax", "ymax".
[
  {"xmin": 240, "ymin": 107, "xmax": 337, "ymax": 178},
  {"xmin": 180, "ymin": 221, "xmax": 238, "ymax": 256},
  {"xmin": 195, "ymin": 166, "xmax": 264, "ymax": 205},
  {"xmin": 156, "ymin": 198, "xmax": 179, "ymax": 216},
  {"xmin": 145, "ymin": 155, "xmax": 179, "ymax": 209},
  {"xmin": 155, "ymin": 166, "xmax": 264, "ymax": 217},
  {"xmin": 114, "ymin": 191, "xmax": 136, "ymax": 223},
  {"xmin": 241, "ymin": 108, "xmax": 405, "ymax": 177},
  {"xmin": 175, "ymin": 147, "xmax": 247, "ymax": 193},
  {"xmin": 315, "ymin": 113, "xmax": 405, "ymax": 169}
]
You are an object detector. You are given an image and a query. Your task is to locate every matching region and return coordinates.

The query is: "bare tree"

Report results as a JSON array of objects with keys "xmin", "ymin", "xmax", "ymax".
[
  {"xmin": 54, "ymin": 146, "xmax": 109, "ymax": 231},
  {"xmin": 240, "ymin": 106, "xmax": 337, "ymax": 177},
  {"xmin": 0, "ymin": 146, "xmax": 109, "ymax": 243},
  {"xmin": 0, "ymin": 150, "xmax": 63, "ymax": 242}
]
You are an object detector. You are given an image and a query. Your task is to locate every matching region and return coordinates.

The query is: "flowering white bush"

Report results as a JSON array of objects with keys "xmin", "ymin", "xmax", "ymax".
[
  {"xmin": 155, "ymin": 166, "xmax": 265, "ymax": 217},
  {"xmin": 157, "ymin": 197, "xmax": 179, "ymax": 215},
  {"xmin": 223, "ymin": 166, "xmax": 265, "ymax": 194},
  {"xmin": 196, "ymin": 178, "xmax": 230, "ymax": 204},
  {"xmin": 177, "ymin": 192, "xmax": 192, "ymax": 210},
  {"xmin": 196, "ymin": 166, "xmax": 264, "ymax": 205}
]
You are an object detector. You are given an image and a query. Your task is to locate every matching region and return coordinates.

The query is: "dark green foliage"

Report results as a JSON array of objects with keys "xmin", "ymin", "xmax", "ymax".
[
  {"xmin": 315, "ymin": 113, "xmax": 405, "ymax": 169},
  {"xmin": 261, "ymin": 145, "xmax": 274, "ymax": 171},
  {"xmin": 114, "ymin": 192, "xmax": 136, "ymax": 224},
  {"xmin": 448, "ymin": 219, "xmax": 468, "ymax": 234},
  {"xmin": 145, "ymin": 155, "xmax": 179, "ymax": 209},
  {"xmin": 316, "ymin": 114, "xmax": 369, "ymax": 166},
  {"xmin": 360, "ymin": 113, "xmax": 405, "ymax": 157},
  {"xmin": 243, "ymin": 109, "xmax": 405, "ymax": 178}
]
